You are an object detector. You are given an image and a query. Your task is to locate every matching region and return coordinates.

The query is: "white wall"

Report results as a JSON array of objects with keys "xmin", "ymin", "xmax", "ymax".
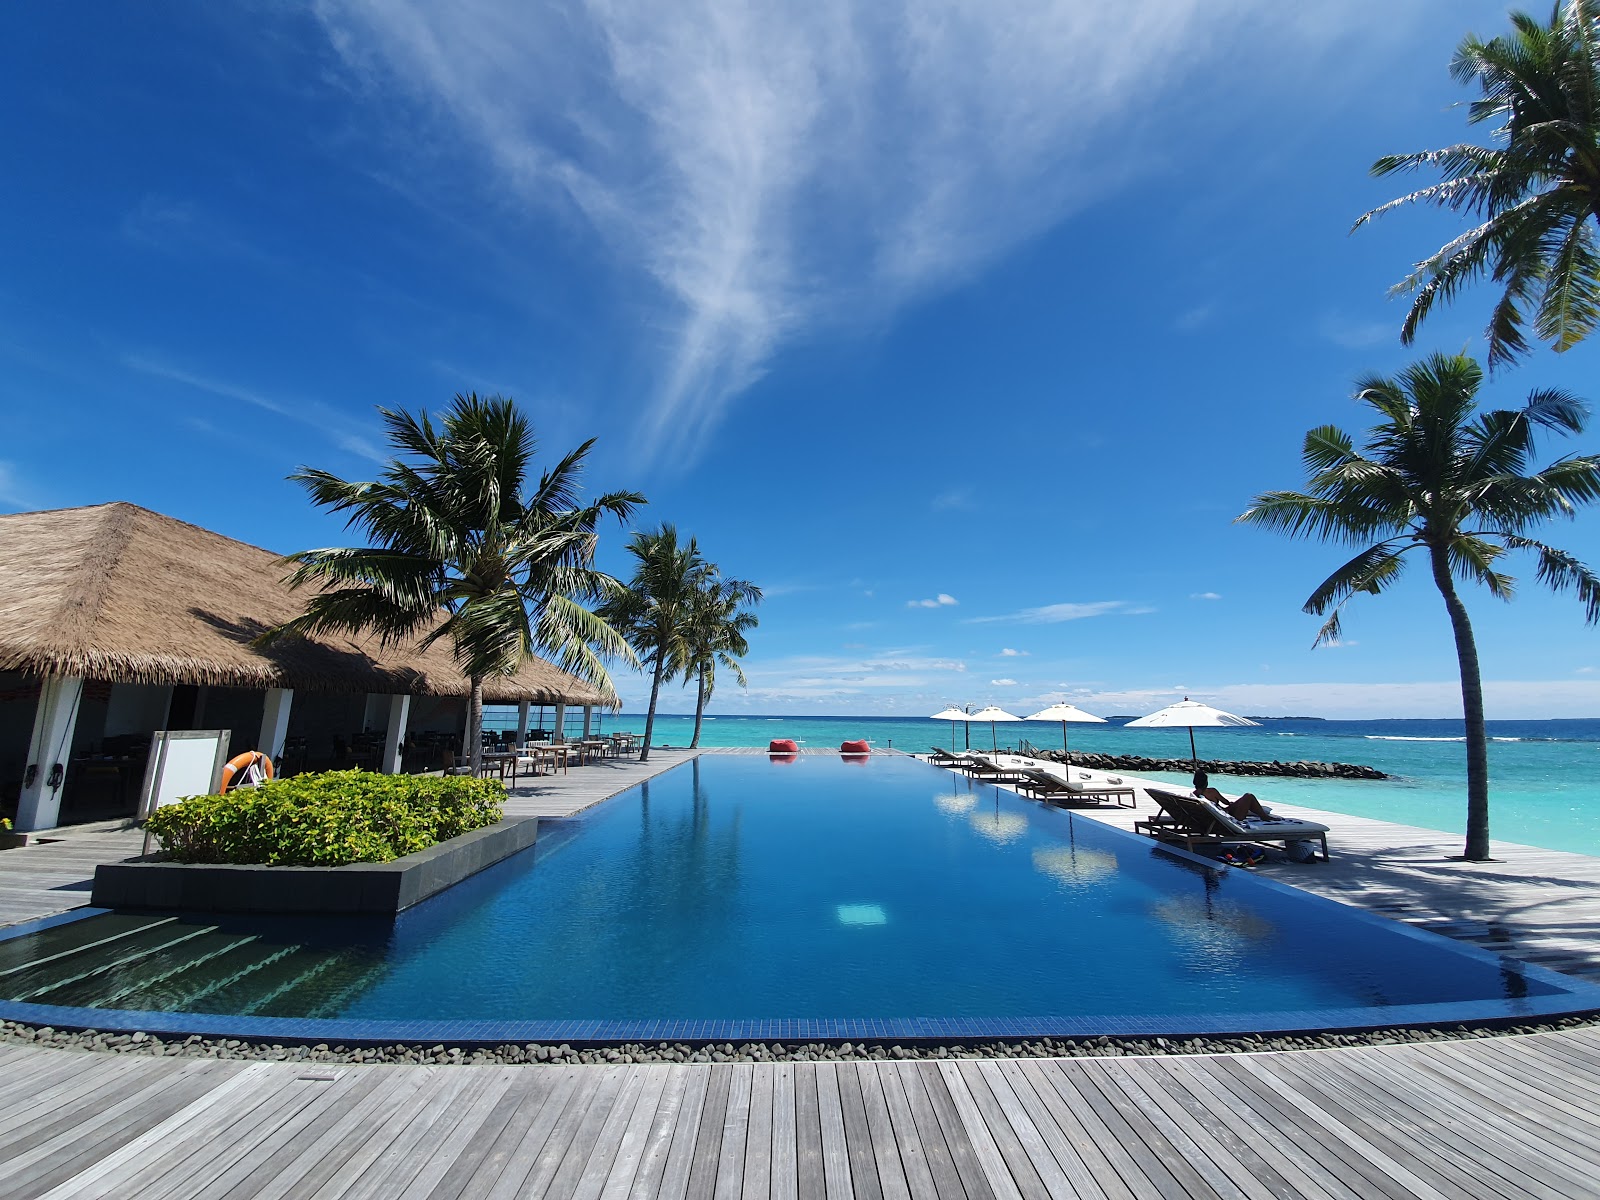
[{"xmin": 104, "ymin": 683, "xmax": 174, "ymax": 737}]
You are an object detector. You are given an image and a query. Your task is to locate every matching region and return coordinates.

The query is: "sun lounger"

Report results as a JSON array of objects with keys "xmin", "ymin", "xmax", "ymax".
[
  {"xmin": 1014, "ymin": 768, "xmax": 1138, "ymax": 807},
  {"xmin": 1137, "ymin": 788, "xmax": 1330, "ymax": 860},
  {"xmin": 963, "ymin": 754, "xmax": 1030, "ymax": 783},
  {"xmin": 929, "ymin": 748, "xmax": 976, "ymax": 768}
]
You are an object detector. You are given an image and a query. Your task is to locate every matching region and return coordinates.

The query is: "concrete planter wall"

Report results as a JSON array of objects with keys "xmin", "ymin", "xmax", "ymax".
[{"xmin": 89, "ymin": 817, "xmax": 540, "ymax": 916}]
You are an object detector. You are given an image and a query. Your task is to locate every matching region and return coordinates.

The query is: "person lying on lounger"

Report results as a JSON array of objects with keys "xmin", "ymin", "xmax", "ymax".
[{"xmin": 1191, "ymin": 770, "xmax": 1273, "ymax": 821}]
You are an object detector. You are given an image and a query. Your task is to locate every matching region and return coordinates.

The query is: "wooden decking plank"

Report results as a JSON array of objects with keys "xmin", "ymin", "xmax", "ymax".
[
  {"xmin": 986, "ymin": 1059, "xmax": 1108, "ymax": 1200},
  {"xmin": 1185, "ymin": 1058, "xmax": 1406, "ymax": 1200},
  {"xmin": 770, "ymin": 1061, "xmax": 801, "ymax": 1200},
  {"xmin": 913, "ymin": 1060, "xmax": 996, "ymax": 1200},
  {"xmin": 1306, "ymin": 1051, "xmax": 1583, "ymax": 1200},
  {"xmin": 815, "ymin": 1061, "xmax": 857, "ymax": 1200},
  {"xmin": 244, "ymin": 1064, "xmax": 441, "ymax": 1200},
  {"xmin": 871, "ymin": 1063, "xmax": 944, "ymax": 1200},
  {"xmin": 570, "ymin": 1062, "xmax": 654, "ymax": 1200},
  {"xmin": 1010, "ymin": 1059, "xmax": 1138, "ymax": 1200},
  {"xmin": 599, "ymin": 1064, "xmax": 672, "ymax": 1200},
  {"xmin": 502, "ymin": 1065, "xmax": 615, "ymax": 1200},
  {"xmin": 1439, "ymin": 1034, "xmax": 1600, "ymax": 1115},
  {"xmin": 1141, "ymin": 1058, "xmax": 1347, "ymax": 1200},
  {"xmin": 1382, "ymin": 1047, "xmax": 1600, "ymax": 1170},
  {"xmin": 837, "ymin": 1065, "xmax": 886, "ymax": 1200},
  {"xmin": 969, "ymin": 1060, "xmax": 1083, "ymax": 1200},
  {"xmin": 9, "ymin": 1058, "xmax": 247, "ymax": 1198},
  {"xmin": 1035, "ymin": 1060, "xmax": 1192, "ymax": 1200},
  {"xmin": 0, "ymin": 1053, "xmax": 161, "ymax": 1141},
  {"xmin": 654, "ymin": 1064, "xmax": 714, "ymax": 1200},
  {"xmin": 1082, "ymin": 1059, "xmax": 1257, "ymax": 1200},
  {"xmin": 741, "ymin": 1062, "xmax": 777, "ymax": 1200},
  {"xmin": 321, "ymin": 1065, "xmax": 482, "ymax": 1200},
  {"xmin": 421, "ymin": 1070, "xmax": 544, "ymax": 1200},
  {"xmin": 931, "ymin": 1061, "xmax": 1024, "ymax": 1200},
  {"xmin": 0, "ymin": 1045, "xmax": 123, "ymax": 1114},
  {"xmin": 132, "ymin": 1072, "xmax": 375, "ymax": 1200},
  {"xmin": 1237, "ymin": 1054, "xmax": 1505, "ymax": 1200},
  {"xmin": 1230, "ymin": 1056, "xmax": 1452, "ymax": 1200},
  {"xmin": 946, "ymin": 1060, "xmax": 1051, "ymax": 1200},
  {"xmin": 627, "ymin": 1065, "xmax": 698, "ymax": 1200},
  {"xmin": 1397, "ymin": 1040, "xmax": 1600, "ymax": 1147},
  {"xmin": 795, "ymin": 1063, "xmax": 827, "ymax": 1200},
  {"xmin": 713, "ymin": 1064, "xmax": 754, "ymax": 1200},
  {"xmin": 854, "ymin": 1063, "xmax": 912, "ymax": 1200},
  {"xmin": 534, "ymin": 1064, "xmax": 632, "ymax": 1200},
  {"xmin": 486, "ymin": 1068, "xmax": 595, "ymax": 1200},
  {"xmin": 684, "ymin": 1063, "xmax": 734, "ymax": 1200},
  {"xmin": 389, "ymin": 1068, "xmax": 521, "ymax": 1200}
]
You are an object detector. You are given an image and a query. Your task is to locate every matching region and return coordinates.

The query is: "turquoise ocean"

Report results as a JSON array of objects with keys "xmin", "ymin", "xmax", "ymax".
[{"xmin": 486, "ymin": 709, "xmax": 1600, "ymax": 858}]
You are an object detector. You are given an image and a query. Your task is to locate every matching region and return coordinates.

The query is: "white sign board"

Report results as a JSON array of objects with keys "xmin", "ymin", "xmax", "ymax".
[{"xmin": 140, "ymin": 729, "xmax": 233, "ymax": 818}]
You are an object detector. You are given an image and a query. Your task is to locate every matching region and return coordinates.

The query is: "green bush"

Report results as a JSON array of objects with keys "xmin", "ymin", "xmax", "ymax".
[{"xmin": 144, "ymin": 770, "xmax": 506, "ymax": 866}]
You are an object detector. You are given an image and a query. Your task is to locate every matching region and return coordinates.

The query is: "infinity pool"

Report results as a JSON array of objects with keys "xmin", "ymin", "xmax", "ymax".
[{"xmin": 1, "ymin": 754, "xmax": 1595, "ymax": 1041}]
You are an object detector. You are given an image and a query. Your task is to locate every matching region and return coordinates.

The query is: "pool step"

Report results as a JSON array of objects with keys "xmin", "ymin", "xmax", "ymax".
[
  {"xmin": 2, "ymin": 924, "xmax": 218, "ymax": 1003},
  {"xmin": 39, "ymin": 933, "xmax": 262, "ymax": 1011},
  {"xmin": 0, "ymin": 915, "xmax": 181, "ymax": 979}
]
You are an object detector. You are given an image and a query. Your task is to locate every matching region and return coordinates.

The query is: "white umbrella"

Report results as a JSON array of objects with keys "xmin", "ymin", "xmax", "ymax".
[
  {"xmin": 929, "ymin": 706, "xmax": 969, "ymax": 753},
  {"xmin": 1123, "ymin": 697, "xmax": 1258, "ymax": 769},
  {"xmin": 968, "ymin": 705, "xmax": 1020, "ymax": 752},
  {"xmin": 1024, "ymin": 702, "xmax": 1107, "ymax": 757}
]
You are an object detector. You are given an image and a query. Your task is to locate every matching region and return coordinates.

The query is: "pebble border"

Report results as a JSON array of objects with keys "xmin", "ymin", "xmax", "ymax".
[{"xmin": 5, "ymin": 1013, "xmax": 1596, "ymax": 1066}]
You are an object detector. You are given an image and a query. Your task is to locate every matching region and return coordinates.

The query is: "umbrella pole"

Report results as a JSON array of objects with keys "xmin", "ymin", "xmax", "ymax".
[
  {"xmin": 991, "ymin": 721, "xmax": 997, "ymax": 752},
  {"xmin": 1188, "ymin": 726, "xmax": 1198, "ymax": 769},
  {"xmin": 1060, "ymin": 720, "xmax": 1068, "ymax": 757}
]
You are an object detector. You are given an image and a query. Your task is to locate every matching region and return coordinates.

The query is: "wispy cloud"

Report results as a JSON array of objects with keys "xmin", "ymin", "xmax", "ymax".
[
  {"xmin": 1190, "ymin": 591, "xmax": 1222, "ymax": 601},
  {"xmin": 968, "ymin": 600, "xmax": 1152, "ymax": 624},
  {"xmin": 990, "ymin": 678, "xmax": 1018, "ymax": 687},
  {"xmin": 999, "ymin": 647, "xmax": 1028, "ymax": 657},
  {"xmin": 0, "ymin": 461, "xmax": 30, "ymax": 509},
  {"xmin": 931, "ymin": 487, "xmax": 974, "ymax": 512},
  {"xmin": 1316, "ymin": 313, "xmax": 1396, "ymax": 350},
  {"xmin": 908, "ymin": 593, "xmax": 959, "ymax": 609},
  {"xmin": 312, "ymin": 0, "xmax": 1395, "ymax": 464},
  {"xmin": 1174, "ymin": 303, "xmax": 1215, "ymax": 333},
  {"xmin": 123, "ymin": 356, "xmax": 385, "ymax": 462}
]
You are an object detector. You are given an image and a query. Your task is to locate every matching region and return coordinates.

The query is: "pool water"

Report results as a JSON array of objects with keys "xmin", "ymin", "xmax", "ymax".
[{"xmin": 1, "ymin": 755, "xmax": 1591, "ymax": 1039}]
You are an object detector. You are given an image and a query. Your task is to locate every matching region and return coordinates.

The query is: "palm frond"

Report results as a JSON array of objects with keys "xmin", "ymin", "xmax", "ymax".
[{"xmin": 1504, "ymin": 533, "xmax": 1600, "ymax": 622}]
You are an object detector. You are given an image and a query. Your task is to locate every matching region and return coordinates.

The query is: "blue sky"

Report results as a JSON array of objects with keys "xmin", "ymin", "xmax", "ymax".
[{"xmin": 4, "ymin": 1, "xmax": 1598, "ymax": 719}]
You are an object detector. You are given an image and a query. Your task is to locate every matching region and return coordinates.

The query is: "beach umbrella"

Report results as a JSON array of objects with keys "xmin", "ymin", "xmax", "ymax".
[
  {"xmin": 1123, "ymin": 697, "xmax": 1258, "ymax": 770},
  {"xmin": 1024, "ymin": 702, "xmax": 1107, "ymax": 757},
  {"xmin": 929, "ymin": 705, "xmax": 968, "ymax": 752},
  {"xmin": 968, "ymin": 705, "xmax": 1020, "ymax": 752}
]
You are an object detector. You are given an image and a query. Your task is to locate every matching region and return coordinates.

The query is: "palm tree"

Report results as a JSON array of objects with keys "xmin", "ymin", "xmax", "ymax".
[
  {"xmin": 599, "ymin": 524, "xmax": 706, "ymax": 762},
  {"xmin": 1238, "ymin": 353, "xmax": 1600, "ymax": 860},
  {"xmin": 1354, "ymin": 1, "xmax": 1600, "ymax": 368},
  {"xmin": 264, "ymin": 394, "xmax": 644, "ymax": 775},
  {"xmin": 685, "ymin": 572, "xmax": 762, "ymax": 749}
]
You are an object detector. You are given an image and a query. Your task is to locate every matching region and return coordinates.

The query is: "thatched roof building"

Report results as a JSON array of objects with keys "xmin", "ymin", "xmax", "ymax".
[{"xmin": 0, "ymin": 502, "xmax": 612, "ymax": 705}]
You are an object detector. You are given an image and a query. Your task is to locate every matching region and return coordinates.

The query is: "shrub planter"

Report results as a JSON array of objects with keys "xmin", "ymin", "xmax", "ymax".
[{"xmin": 90, "ymin": 817, "xmax": 540, "ymax": 916}]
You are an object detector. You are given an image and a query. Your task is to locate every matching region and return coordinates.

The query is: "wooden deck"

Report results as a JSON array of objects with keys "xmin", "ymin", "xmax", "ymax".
[{"xmin": 6, "ymin": 1025, "xmax": 1600, "ymax": 1199}]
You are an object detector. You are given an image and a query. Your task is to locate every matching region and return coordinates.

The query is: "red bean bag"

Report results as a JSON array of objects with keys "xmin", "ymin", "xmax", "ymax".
[
  {"xmin": 771, "ymin": 752, "xmax": 799, "ymax": 765},
  {"xmin": 840, "ymin": 739, "xmax": 871, "ymax": 755},
  {"xmin": 768, "ymin": 739, "xmax": 799, "ymax": 755}
]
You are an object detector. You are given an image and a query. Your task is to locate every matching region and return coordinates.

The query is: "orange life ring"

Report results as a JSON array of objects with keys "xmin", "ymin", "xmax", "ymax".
[{"xmin": 219, "ymin": 750, "xmax": 274, "ymax": 793}]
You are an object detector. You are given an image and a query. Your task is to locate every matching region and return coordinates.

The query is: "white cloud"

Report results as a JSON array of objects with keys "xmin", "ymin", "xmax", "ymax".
[
  {"xmin": 123, "ymin": 356, "xmax": 385, "ymax": 462},
  {"xmin": 1190, "ymin": 592, "xmax": 1222, "ymax": 601},
  {"xmin": 999, "ymin": 647, "xmax": 1028, "ymax": 657},
  {"xmin": 969, "ymin": 600, "xmax": 1152, "ymax": 624},
  {"xmin": 908, "ymin": 593, "xmax": 959, "ymax": 609},
  {"xmin": 1578, "ymin": 666, "xmax": 1595, "ymax": 674},
  {"xmin": 1317, "ymin": 638, "xmax": 1359, "ymax": 650},
  {"xmin": 990, "ymin": 678, "xmax": 1018, "ymax": 687},
  {"xmin": 0, "ymin": 461, "xmax": 30, "ymax": 509},
  {"xmin": 931, "ymin": 487, "xmax": 974, "ymax": 511},
  {"xmin": 1064, "ymin": 680, "xmax": 1600, "ymax": 720},
  {"xmin": 1316, "ymin": 313, "xmax": 1396, "ymax": 350},
  {"xmin": 312, "ymin": 0, "xmax": 1400, "ymax": 463}
]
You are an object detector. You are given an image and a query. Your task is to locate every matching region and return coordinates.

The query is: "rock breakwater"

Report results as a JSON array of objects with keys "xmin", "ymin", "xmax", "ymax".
[{"xmin": 1044, "ymin": 749, "xmax": 1387, "ymax": 780}]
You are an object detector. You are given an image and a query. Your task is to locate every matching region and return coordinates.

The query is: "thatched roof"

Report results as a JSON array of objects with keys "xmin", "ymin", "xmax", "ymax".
[{"xmin": 0, "ymin": 502, "xmax": 615, "ymax": 705}]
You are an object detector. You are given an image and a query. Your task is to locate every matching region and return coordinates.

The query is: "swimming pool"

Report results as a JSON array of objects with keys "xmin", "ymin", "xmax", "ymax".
[{"xmin": 1, "ymin": 754, "xmax": 1596, "ymax": 1043}]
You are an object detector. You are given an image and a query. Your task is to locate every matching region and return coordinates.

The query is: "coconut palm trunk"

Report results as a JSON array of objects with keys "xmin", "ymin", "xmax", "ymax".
[
  {"xmin": 640, "ymin": 648, "xmax": 667, "ymax": 763},
  {"xmin": 689, "ymin": 666, "xmax": 709, "ymax": 749},
  {"xmin": 1429, "ymin": 545, "xmax": 1492, "ymax": 859},
  {"xmin": 467, "ymin": 673, "xmax": 486, "ymax": 777}
]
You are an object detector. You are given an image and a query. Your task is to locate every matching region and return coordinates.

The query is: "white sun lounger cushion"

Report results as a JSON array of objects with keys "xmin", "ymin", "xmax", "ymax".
[{"xmin": 1197, "ymin": 799, "xmax": 1329, "ymax": 840}]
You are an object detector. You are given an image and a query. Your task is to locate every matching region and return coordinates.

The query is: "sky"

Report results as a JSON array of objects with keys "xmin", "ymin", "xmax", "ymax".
[{"xmin": 3, "ymin": 1, "xmax": 1599, "ymax": 720}]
